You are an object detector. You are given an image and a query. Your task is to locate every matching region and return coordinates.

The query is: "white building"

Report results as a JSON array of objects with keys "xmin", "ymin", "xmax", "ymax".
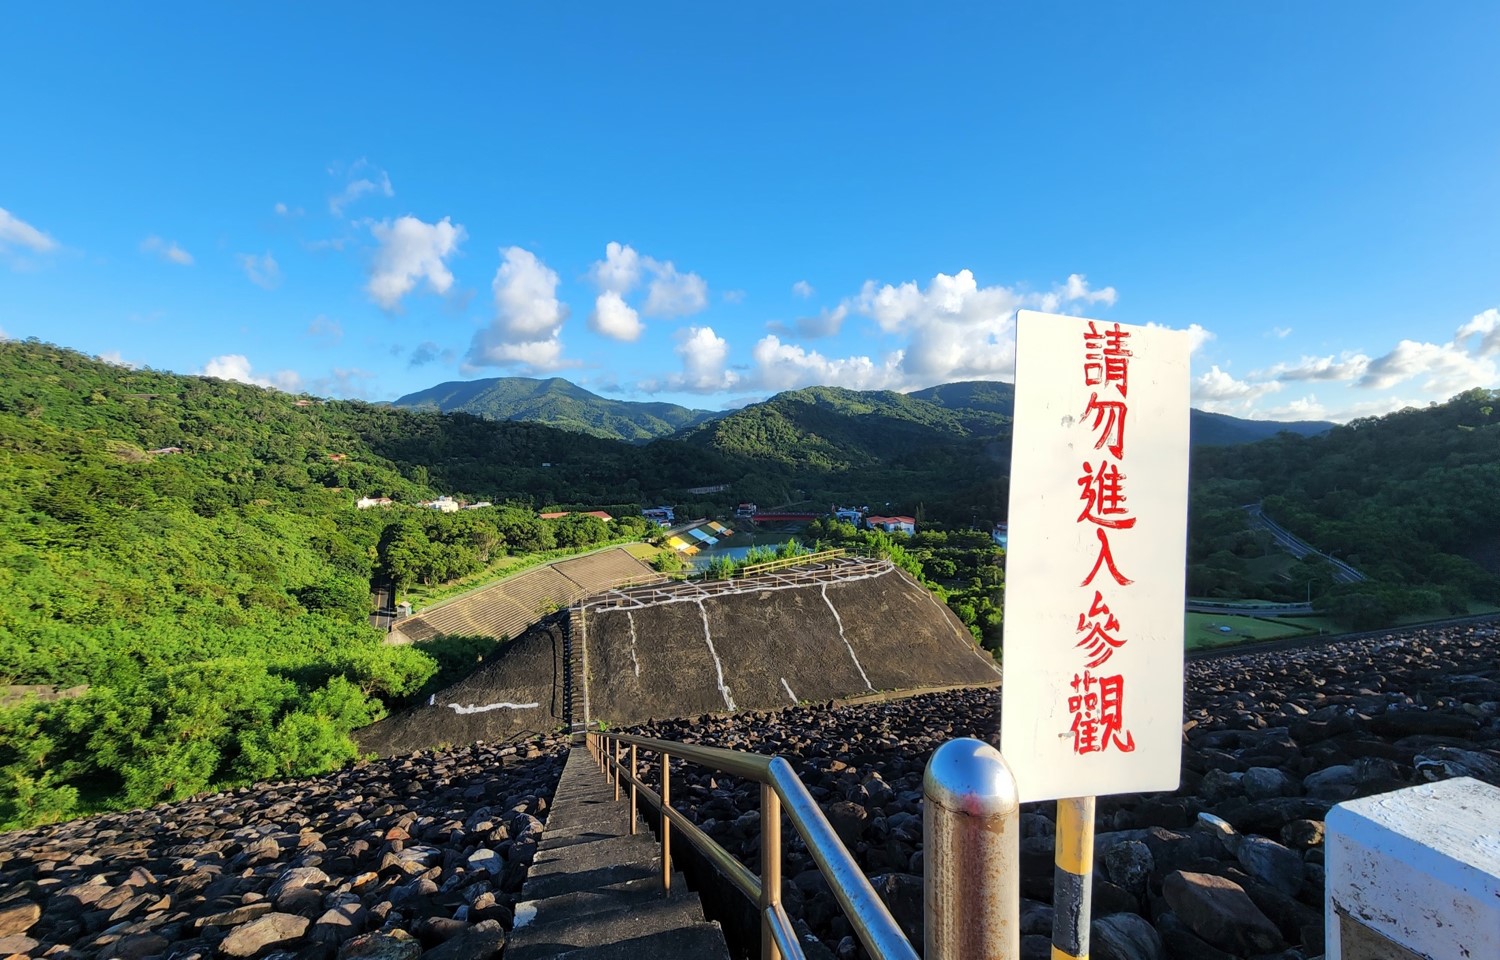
[
  {"xmin": 866, "ymin": 515, "xmax": 916, "ymax": 535},
  {"xmin": 420, "ymin": 496, "xmax": 460, "ymax": 513}
]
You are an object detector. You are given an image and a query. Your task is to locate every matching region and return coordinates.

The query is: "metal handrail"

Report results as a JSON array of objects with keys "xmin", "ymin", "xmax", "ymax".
[
  {"xmin": 588, "ymin": 730, "xmax": 920, "ymax": 960},
  {"xmin": 735, "ymin": 547, "xmax": 847, "ymax": 577}
]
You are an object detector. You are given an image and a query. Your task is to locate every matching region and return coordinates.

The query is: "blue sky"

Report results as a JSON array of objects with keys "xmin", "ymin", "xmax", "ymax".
[{"xmin": 3, "ymin": 4, "xmax": 1498, "ymax": 421}]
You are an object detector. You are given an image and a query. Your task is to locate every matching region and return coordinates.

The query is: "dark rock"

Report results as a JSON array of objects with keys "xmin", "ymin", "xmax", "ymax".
[
  {"xmin": 1233, "ymin": 836, "xmax": 1305, "ymax": 897},
  {"xmin": 1154, "ymin": 911, "xmax": 1238, "ymax": 960},
  {"xmin": 1162, "ymin": 870, "xmax": 1284, "ymax": 956},
  {"xmin": 1280, "ymin": 819, "xmax": 1324, "ymax": 851},
  {"xmin": 218, "ymin": 912, "xmax": 310, "ymax": 957},
  {"xmin": 0, "ymin": 900, "xmax": 40, "ymax": 938},
  {"xmin": 1103, "ymin": 840, "xmax": 1153, "ymax": 897},
  {"xmin": 870, "ymin": 873, "xmax": 923, "ymax": 947},
  {"xmin": 419, "ymin": 920, "xmax": 504, "ymax": 960},
  {"xmin": 335, "ymin": 930, "xmax": 421, "ymax": 960},
  {"xmin": 826, "ymin": 802, "xmax": 869, "ymax": 848},
  {"xmin": 1019, "ymin": 899, "xmax": 1053, "ymax": 937},
  {"xmin": 1091, "ymin": 912, "xmax": 1165, "ymax": 960},
  {"xmin": 1093, "ymin": 879, "xmax": 1139, "ymax": 916},
  {"xmin": 1414, "ymin": 746, "xmax": 1500, "ymax": 785}
]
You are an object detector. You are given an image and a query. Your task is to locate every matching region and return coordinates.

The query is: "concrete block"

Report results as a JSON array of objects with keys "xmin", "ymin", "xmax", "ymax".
[{"xmin": 1326, "ymin": 776, "xmax": 1500, "ymax": 960}]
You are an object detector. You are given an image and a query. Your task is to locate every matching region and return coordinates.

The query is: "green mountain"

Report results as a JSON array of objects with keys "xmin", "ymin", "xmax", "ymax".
[
  {"xmin": 909, "ymin": 379, "xmax": 1333, "ymax": 446},
  {"xmin": 391, "ymin": 376, "xmax": 718, "ymax": 442},
  {"xmin": 0, "ymin": 341, "xmax": 734, "ymax": 827}
]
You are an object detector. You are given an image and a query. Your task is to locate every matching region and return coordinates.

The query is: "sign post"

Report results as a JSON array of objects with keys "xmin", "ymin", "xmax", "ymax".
[{"xmin": 1000, "ymin": 310, "xmax": 1191, "ymax": 960}]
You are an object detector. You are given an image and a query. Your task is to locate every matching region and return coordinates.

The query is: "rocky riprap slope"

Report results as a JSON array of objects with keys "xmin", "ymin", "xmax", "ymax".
[
  {"xmin": 628, "ymin": 622, "xmax": 1500, "ymax": 960},
  {"xmin": 0, "ymin": 736, "xmax": 568, "ymax": 960}
]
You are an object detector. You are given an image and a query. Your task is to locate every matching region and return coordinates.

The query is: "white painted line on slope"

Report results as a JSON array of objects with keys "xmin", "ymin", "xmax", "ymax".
[
  {"xmin": 446, "ymin": 701, "xmax": 540, "ymax": 714},
  {"xmin": 696, "ymin": 599, "xmax": 736, "ymax": 712},
  {"xmin": 823, "ymin": 584, "xmax": 873, "ymax": 691}
]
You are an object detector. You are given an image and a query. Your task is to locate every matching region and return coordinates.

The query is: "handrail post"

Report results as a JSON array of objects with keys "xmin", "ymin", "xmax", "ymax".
[
  {"xmin": 629, "ymin": 743, "xmax": 638, "ymax": 836},
  {"xmin": 614, "ymin": 740, "xmax": 622, "ymax": 802},
  {"xmin": 760, "ymin": 782, "xmax": 782, "ymax": 960},
  {"xmin": 661, "ymin": 751, "xmax": 672, "ymax": 894},
  {"xmin": 923, "ymin": 737, "xmax": 1020, "ymax": 960}
]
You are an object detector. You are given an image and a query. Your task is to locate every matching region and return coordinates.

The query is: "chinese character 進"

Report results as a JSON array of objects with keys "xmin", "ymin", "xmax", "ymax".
[{"xmin": 1078, "ymin": 461, "xmax": 1136, "ymax": 530}]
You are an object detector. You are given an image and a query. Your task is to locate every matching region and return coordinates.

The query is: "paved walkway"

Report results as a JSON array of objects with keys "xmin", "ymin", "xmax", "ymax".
[{"xmin": 507, "ymin": 748, "xmax": 731, "ymax": 959}]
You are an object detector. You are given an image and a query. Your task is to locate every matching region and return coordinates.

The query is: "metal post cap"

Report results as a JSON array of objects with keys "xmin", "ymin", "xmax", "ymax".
[{"xmin": 923, "ymin": 738, "xmax": 1019, "ymax": 817}]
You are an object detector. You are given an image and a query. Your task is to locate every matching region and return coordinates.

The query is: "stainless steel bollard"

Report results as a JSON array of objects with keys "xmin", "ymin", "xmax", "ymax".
[{"xmin": 924, "ymin": 737, "xmax": 1020, "ymax": 960}]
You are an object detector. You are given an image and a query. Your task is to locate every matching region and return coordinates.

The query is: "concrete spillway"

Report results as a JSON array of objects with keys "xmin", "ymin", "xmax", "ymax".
[{"xmin": 358, "ymin": 561, "xmax": 1000, "ymax": 755}]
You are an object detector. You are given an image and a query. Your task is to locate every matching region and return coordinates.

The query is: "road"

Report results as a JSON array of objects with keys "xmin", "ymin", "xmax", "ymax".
[{"xmin": 1243, "ymin": 502, "xmax": 1367, "ymax": 584}]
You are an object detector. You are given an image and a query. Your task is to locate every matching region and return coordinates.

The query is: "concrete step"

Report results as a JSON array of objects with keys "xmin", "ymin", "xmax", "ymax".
[
  {"xmin": 515, "ymin": 873, "xmax": 694, "ymax": 928},
  {"xmin": 505, "ymin": 891, "xmax": 706, "ymax": 960},
  {"xmin": 515, "ymin": 745, "xmax": 731, "ymax": 958},
  {"xmin": 528, "ymin": 835, "xmax": 659, "ymax": 878},
  {"xmin": 552, "ymin": 922, "xmax": 732, "ymax": 960}
]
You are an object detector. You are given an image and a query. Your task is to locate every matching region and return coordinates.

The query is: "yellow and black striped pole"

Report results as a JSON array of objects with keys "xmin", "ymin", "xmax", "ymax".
[{"xmin": 1052, "ymin": 796, "xmax": 1094, "ymax": 960}]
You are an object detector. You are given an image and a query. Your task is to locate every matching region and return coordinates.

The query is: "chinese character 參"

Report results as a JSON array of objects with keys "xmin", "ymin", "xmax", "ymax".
[{"xmin": 1076, "ymin": 590, "xmax": 1126, "ymax": 668}]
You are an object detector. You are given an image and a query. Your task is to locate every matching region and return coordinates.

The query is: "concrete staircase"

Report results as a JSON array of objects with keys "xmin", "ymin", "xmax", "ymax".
[{"xmin": 507, "ymin": 748, "xmax": 731, "ymax": 959}]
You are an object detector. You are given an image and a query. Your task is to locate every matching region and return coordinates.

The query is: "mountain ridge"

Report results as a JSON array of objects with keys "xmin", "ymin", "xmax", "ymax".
[{"xmin": 397, "ymin": 374, "xmax": 1336, "ymax": 446}]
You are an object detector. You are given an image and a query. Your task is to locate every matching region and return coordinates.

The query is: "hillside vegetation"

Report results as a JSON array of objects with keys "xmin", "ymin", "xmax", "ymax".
[
  {"xmin": 1190, "ymin": 389, "xmax": 1500, "ymax": 622},
  {"xmin": 0, "ymin": 342, "xmax": 678, "ymax": 827}
]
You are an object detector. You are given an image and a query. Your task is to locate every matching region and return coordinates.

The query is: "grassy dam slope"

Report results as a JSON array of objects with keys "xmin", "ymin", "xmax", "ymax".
[{"xmin": 358, "ymin": 558, "xmax": 1000, "ymax": 754}]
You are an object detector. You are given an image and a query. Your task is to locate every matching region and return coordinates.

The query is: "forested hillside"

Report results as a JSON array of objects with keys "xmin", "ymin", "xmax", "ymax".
[
  {"xmin": 0, "ymin": 342, "xmax": 695, "ymax": 828},
  {"xmin": 1189, "ymin": 389, "xmax": 1500, "ymax": 621},
  {"xmin": 675, "ymin": 385, "xmax": 1013, "ymax": 523},
  {"xmin": 391, "ymin": 375, "xmax": 717, "ymax": 441}
]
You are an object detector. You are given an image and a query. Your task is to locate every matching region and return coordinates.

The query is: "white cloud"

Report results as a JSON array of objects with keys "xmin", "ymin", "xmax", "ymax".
[
  {"xmin": 1271, "ymin": 326, "xmax": 1292, "ymax": 339},
  {"xmin": 590, "ymin": 290, "xmax": 644, "ymax": 341},
  {"xmin": 97, "ymin": 351, "xmax": 140, "ymax": 369},
  {"xmin": 274, "ymin": 201, "xmax": 304, "ymax": 218},
  {"xmin": 465, "ymin": 246, "xmax": 571, "ymax": 372},
  {"xmin": 1191, "ymin": 365, "xmax": 1283, "ymax": 414},
  {"xmin": 329, "ymin": 162, "xmax": 393, "ymax": 217},
  {"xmin": 670, "ymin": 326, "xmax": 739, "ymax": 392},
  {"xmin": 643, "ymin": 259, "xmax": 708, "ymax": 317},
  {"xmin": 1261, "ymin": 394, "xmax": 1329, "ymax": 421},
  {"xmin": 723, "ymin": 289, "xmax": 746, "ymax": 304},
  {"xmin": 1035, "ymin": 273, "xmax": 1118, "ymax": 311},
  {"xmin": 1357, "ymin": 339, "xmax": 1495, "ymax": 394},
  {"xmin": 1456, "ymin": 308, "xmax": 1500, "ymax": 357},
  {"xmin": 199, "ymin": 354, "xmax": 302, "ymax": 392},
  {"xmin": 770, "ymin": 305, "xmax": 848, "ymax": 340},
  {"xmin": 238, "ymin": 251, "xmax": 282, "ymax": 290},
  {"xmin": 751, "ymin": 335, "xmax": 904, "ymax": 392},
  {"xmin": 366, "ymin": 216, "xmax": 465, "ymax": 309},
  {"xmin": 141, "ymin": 235, "xmax": 193, "ymax": 265},
  {"xmin": 589, "ymin": 241, "xmax": 643, "ymax": 295},
  {"xmin": 1144, "ymin": 321, "xmax": 1214, "ymax": 354},
  {"xmin": 0, "ymin": 207, "xmax": 58, "ymax": 253},
  {"xmin": 792, "ymin": 280, "xmax": 814, "ymax": 299},
  {"xmin": 0, "ymin": 326, "xmax": 8, "ymax": 340},
  {"xmin": 305, "ymin": 315, "xmax": 343, "ymax": 346},
  {"xmin": 586, "ymin": 241, "xmax": 710, "ymax": 334},
  {"xmin": 1255, "ymin": 353, "xmax": 1372, "ymax": 383},
  {"xmin": 308, "ymin": 367, "xmax": 376, "ymax": 400}
]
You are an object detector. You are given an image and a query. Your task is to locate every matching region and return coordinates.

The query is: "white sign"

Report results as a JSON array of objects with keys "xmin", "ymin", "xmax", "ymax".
[{"xmin": 1000, "ymin": 310, "xmax": 1190, "ymax": 802}]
